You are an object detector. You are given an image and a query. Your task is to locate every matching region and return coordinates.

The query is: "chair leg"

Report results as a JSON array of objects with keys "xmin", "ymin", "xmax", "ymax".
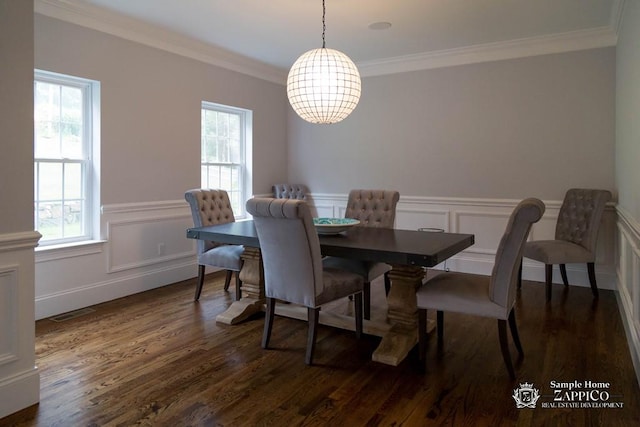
[
  {"xmin": 235, "ymin": 271, "xmax": 242, "ymax": 301},
  {"xmin": 508, "ymin": 309, "xmax": 523, "ymax": 357},
  {"xmin": 587, "ymin": 262, "xmax": 599, "ymax": 298},
  {"xmin": 223, "ymin": 270, "xmax": 232, "ymax": 291},
  {"xmin": 306, "ymin": 307, "xmax": 320, "ymax": 365},
  {"xmin": 545, "ymin": 264, "xmax": 553, "ymax": 302},
  {"xmin": 354, "ymin": 292, "xmax": 363, "ymax": 339},
  {"xmin": 559, "ymin": 264, "xmax": 569, "ymax": 286},
  {"xmin": 262, "ymin": 297, "xmax": 275, "ymax": 349},
  {"xmin": 436, "ymin": 311, "xmax": 444, "ymax": 344},
  {"xmin": 517, "ymin": 259, "xmax": 522, "ymax": 290},
  {"xmin": 498, "ymin": 319, "xmax": 516, "ymax": 380},
  {"xmin": 384, "ymin": 272, "xmax": 391, "ymax": 296},
  {"xmin": 418, "ymin": 308, "xmax": 427, "ymax": 361},
  {"xmin": 194, "ymin": 265, "xmax": 206, "ymax": 301},
  {"xmin": 363, "ymin": 282, "xmax": 371, "ymax": 320}
]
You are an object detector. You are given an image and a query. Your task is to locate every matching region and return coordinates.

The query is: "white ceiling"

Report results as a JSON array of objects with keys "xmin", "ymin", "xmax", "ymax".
[{"xmin": 36, "ymin": 0, "xmax": 623, "ymax": 81}]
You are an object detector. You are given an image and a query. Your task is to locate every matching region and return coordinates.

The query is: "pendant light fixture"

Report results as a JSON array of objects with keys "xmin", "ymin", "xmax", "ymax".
[{"xmin": 287, "ymin": 0, "xmax": 361, "ymax": 124}]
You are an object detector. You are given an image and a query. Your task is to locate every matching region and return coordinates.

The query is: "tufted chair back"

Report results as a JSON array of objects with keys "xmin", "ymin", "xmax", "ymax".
[
  {"xmin": 345, "ymin": 189, "xmax": 400, "ymax": 228},
  {"xmin": 555, "ymin": 189, "xmax": 611, "ymax": 253},
  {"xmin": 185, "ymin": 189, "xmax": 236, "ymax": 254},
  {"xmin": 246, "ymin": 198, "xmax": 324, "ymax": 307},
  {"xmin": 273, "ymin": 184, "xmax": 309, "ymax": 200}
]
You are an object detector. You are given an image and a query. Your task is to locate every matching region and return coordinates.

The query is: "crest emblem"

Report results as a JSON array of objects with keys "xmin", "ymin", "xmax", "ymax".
[{"xmin": 512, "ymin": 382, "xmax": 540, "ymax": 409}]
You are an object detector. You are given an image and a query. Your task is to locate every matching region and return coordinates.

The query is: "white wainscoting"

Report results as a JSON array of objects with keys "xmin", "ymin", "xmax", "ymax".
[
  {"xmin": 35, "ymin": 200, "xmax": 197, "ymax": 320},
  {"xmin": 615, "ymin": 207, "xmax": 640, "ymax": 384},
  {"xmin": 33, "ymin": 194, "xmax": 619, "ymax": 316},
  {"xmin": 0, "ymin": 231, "xmax": 41, "ymax": 418},
  {"xmin": 308, "ymin": 193, "xmax": 617, "ymax": 287}
]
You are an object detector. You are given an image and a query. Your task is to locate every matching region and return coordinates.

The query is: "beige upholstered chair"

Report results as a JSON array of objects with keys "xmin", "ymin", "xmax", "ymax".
[
  {"xmin": 272, "ymin": 183, "xmax": 309, "ymax": 200},
  {"xmin": 417, "ymin": 198, "xmax": 545, "ymax": 379},
  {"xmin": 322, "ymin": 189, "xmax": 400, "ymax": 319},
  {"xmin": 520, "ymin": 188, "xmax": 611, "ymax": 301},
  {"xmin": 246, "ymin": 197, "xmax": 364, "ymax": 365},
  {"xmin": 185, "ymin": 189, "xmax": 244, "ymax": 301}
]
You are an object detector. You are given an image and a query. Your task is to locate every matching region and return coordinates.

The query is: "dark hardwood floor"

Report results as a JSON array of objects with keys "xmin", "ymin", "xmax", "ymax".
[{"xmin": 2, "ymin": 271, "xmax": 639, "ymax": 426}]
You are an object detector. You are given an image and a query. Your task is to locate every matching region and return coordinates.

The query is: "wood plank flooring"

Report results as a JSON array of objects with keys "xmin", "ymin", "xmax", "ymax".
[{"xmin": 2, "ymin": 272, "xmax": 639, "ymax": 426}]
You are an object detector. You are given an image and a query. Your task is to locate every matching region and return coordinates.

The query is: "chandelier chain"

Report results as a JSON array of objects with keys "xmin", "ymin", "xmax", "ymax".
[{"xmin": 322, "ymin": 0, "xmax": 326, "ymax": 48}]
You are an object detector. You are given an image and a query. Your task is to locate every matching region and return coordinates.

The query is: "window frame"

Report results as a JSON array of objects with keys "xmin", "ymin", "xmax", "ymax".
[
  {"xmin": 200, "ymin": 101, "xmax": 252, "ymax": 218},
  {"xmin": 34, "ymin": 69, "xmax": 100, "ymax": 247}
]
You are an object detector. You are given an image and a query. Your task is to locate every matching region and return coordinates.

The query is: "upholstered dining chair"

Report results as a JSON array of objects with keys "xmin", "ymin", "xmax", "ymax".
[
  {"xmin": 246, "ymin": 197, "xmax": 364, "ymax": 365},
  {"xmin": 520, "ymin": 188, "xmax": 611, "ymax": 301},
  {"xmin": 322, "ymin": 189, "xmax": 400, "ymax": 319},
  {"xmin": 417, "ymin": 198, "xmax": 545, "ymax": 379},
  {"xmin": 185, "ymin": 189, "xmax": 244, "ymax": 301},
  {"xmin": 273, "ymin": 183, "xmax": 309, "ymax": 200}
]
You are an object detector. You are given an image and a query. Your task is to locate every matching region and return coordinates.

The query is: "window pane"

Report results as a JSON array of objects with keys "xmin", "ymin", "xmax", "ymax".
[
  {"xmin": 39, "ymin": 162, "xmax": 62, "ymax": 201},
  {"xmin": 64, "ymin": 163, "xmax": 82, "ymax": 199},
  {"xmin": 207, "ymin": 165, "xmax": 221, "ymax": 187},
  {"xmin": 37, "ymin": 202, "xmax": 63, "ymax": 240},
  {"xmin": 60, "ymin": 86, "xmax": 83, "ymax": 159},
  {"xmin": 34, "ymin": 81, "xmax": 61, "ymax": 159}
]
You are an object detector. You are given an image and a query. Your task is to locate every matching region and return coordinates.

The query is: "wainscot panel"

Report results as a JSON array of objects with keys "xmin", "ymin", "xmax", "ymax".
[
  {"xmin": 35, "ymin": 200, "xmax": 199, "ymax": 320},
  {"xmin": 615, "ymin": 207, "xmax": 640, "ymax": 386},
  {"xmin": 0, "ymin": 232, "xmax": 40, "ymax": 418}
]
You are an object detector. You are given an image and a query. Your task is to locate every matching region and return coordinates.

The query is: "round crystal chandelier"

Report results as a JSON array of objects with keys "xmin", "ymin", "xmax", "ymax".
[{"xmin": 286, "ymin": 0, "xmax": 361, "ymax": 124}]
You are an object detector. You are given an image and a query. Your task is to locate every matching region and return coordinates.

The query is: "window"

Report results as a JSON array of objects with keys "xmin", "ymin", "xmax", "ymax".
[
  {"xmin": 201, "ymin": 102, "xmax": 252, "ymax": 217},
  {"xmin": 34, "ymin": 70, "xmax": 100, "ymax": 245}
]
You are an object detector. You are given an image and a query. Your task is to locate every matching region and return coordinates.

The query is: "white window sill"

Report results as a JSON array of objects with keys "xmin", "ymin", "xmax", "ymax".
[{"xmin": 35, "ymin": 239, "xmax": 107, "ymax": 262}]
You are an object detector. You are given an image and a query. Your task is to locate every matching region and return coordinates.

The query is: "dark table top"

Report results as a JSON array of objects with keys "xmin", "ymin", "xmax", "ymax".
[{"xmin": 187, "ymin": 220, "xmax": 474, "ymax": 268}]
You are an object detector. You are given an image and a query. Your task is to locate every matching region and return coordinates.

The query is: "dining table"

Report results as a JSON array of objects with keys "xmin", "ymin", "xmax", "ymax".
[{"xmin": 186, "ymin": 220, "xmax": 474, "ymax": 366}]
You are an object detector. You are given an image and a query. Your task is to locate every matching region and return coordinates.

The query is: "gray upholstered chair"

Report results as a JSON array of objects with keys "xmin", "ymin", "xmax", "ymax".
[
  {"xmin": 185, "ymin": 189, "xmax": 244, "ymax": 301},
  {"xmin": 520, "ymin": 188, "xmax": 611, "ymax": 301},
  {"xmin": 273, "ymin": 183, "xmax": 309, "ymax": 200},
  {"xmin": 322, "ymin": 189, "xmax": 400, "ymax": 319},
  {"xmin": 246, "ymin": 197, "xmax": 364, "ymax": 365},
  {"xmin": 417, "ymin": 198, "xmax": 545, "ymax": 379}
]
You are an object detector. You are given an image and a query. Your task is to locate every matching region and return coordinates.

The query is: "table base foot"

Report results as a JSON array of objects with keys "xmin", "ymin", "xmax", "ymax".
[{"xmin": 216, "ymin": 298, "xmax": 264, "ymax": 325}]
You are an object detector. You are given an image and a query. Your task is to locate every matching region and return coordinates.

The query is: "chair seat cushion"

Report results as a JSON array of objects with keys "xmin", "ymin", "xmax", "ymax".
[
  {"xmin": 322, "ymin": 256, "xmax": 391, "ymax": 282},
  {"xmin": 198, "ymin": 244, "xmax": 244, "ymax": 271},
  {"xmin": 416, "ymin": 272, "xmax": 508, "ymax": 320},
  {"xmin": 315, "ymin": 267, "xmax": 364, "ymax": 306},
  {"xmin": 523, "ymin": 240, "xmax": 594, "ymax": 264}
]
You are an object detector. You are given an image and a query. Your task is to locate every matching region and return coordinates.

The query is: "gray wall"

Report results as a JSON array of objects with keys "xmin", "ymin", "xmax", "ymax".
[
  {"xmin": 288, "ymin": 48, "xmax": 615, "ymax": 200},
  {"xmin": 35, "ymin": 14, "xmax": 288, "ymax": 204},
  {"xmin": 0, "ymin": 0, "xmax": 40, "ymax": 417},
  {"xmin": 0, "ymin": 0, "xmax": 35, "ymax": 234},
  {"xmin": 616, "ymin": 0, "xmax": 640, "ymax": 221}
]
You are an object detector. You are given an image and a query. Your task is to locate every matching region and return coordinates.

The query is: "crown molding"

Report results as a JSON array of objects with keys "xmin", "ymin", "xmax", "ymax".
[
  {"xmin": 34, "ymin": 0, "xmax": 288, "ymax": 85},
  {"xmin": 35, "ymin": 0, "xmax": 620, "ymax": 82},
  {"xmin": 357, "ymin": 26, "xmax": 618, "ymax": 77}
]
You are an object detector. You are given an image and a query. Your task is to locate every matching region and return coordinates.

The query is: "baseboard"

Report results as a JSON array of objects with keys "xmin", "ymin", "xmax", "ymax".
[
  {"xmin": 0, "ymin": 367, "xmax": 39, "ymax": 419},
  {"xmin": 35, "ymin": 262, "xmax": 198, "ymax": 320}
]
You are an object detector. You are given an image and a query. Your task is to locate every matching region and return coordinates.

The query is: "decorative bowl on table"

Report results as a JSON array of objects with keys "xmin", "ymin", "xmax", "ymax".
[{"xmin": 312, "ymin": 218, "xmax": 360, "ymax": 235}]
